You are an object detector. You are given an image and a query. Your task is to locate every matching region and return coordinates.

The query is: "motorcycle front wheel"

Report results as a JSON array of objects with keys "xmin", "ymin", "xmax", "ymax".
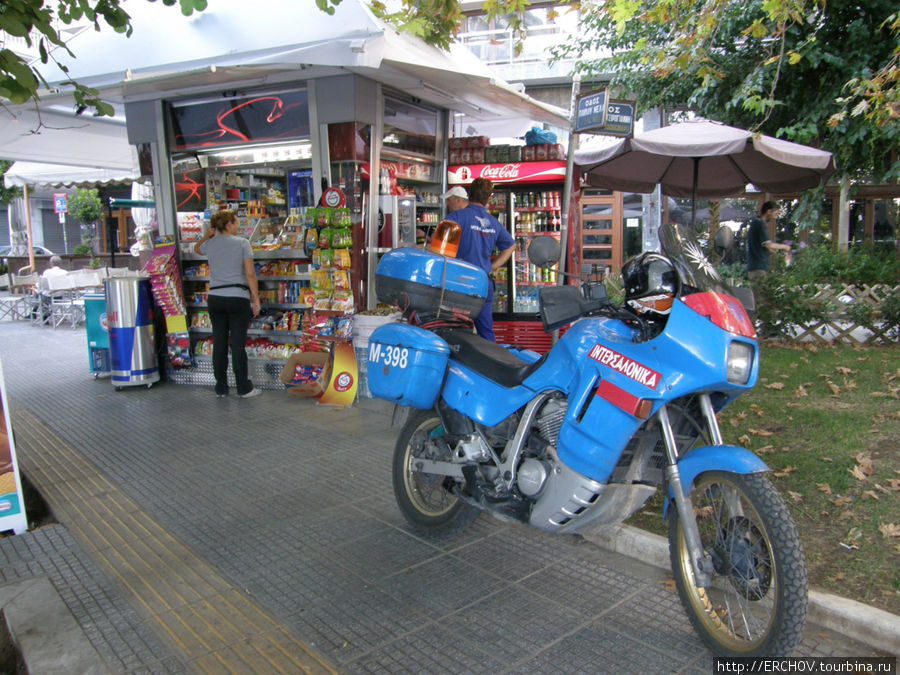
[
  {"xmin": 392, "ymin": 409, "xmax": 480, "ymax": 535},
  {"xmin": 668, "ymin": 471, "xmax": 808, "ymax": 657}
]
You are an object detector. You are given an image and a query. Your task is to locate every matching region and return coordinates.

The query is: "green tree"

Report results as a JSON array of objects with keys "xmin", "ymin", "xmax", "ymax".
[
  {"xmin": 1, "ymin": 0, "xmax": 207, "ymax": 117},
  {"xmin": 0, "ymin": 160, "xmax": 22, "ymax": 205},
  {"xmin": 554, "ymin": 0, "xmax": 900, "ymax": 184}
]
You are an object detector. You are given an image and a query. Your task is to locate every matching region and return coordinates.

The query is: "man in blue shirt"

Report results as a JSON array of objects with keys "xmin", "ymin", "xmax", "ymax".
[{"xmin": 445, "ymin": 177, "xmax": 516, "ymax": 341}]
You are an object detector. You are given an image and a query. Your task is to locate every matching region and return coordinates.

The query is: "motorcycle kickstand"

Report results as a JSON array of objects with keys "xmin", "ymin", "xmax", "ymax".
[{"xmin": 658, "ymin": 405, "xmax": 714, "ymax": 588}]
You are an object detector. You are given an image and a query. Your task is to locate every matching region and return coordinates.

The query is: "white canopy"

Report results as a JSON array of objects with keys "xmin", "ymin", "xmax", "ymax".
[
  {"xmin": 36, "ymin": 0, "xmax": 568, "ymax": 128},
  {"xmin": 0, "ymin": 108, "xmax": 137, "ymax": 171},
  {"xmin": 3, "ymin": 161, "xmax": 140, "ymax": 188}
]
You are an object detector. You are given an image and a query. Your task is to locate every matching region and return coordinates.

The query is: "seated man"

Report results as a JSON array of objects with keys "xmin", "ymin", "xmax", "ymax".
[{"xmin": 37, "ymin": 256, "xmax": 69, "ymax": 321}]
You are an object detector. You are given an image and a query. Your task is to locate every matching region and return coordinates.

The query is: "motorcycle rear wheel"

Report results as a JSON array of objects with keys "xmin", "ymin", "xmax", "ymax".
[
  {"xmin": 668, "ymin": 471, "xmax": 808, "ymax": 656},
  {"xmin": 392, "ymin": 409, "xmax": 480, "ymax": 534}
]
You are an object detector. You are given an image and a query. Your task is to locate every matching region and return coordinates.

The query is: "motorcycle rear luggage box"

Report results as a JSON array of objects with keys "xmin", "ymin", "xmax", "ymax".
[
  {"xmin": 375, "ymin": 248, "xmax": 489, "ymax": 319},
  {"xmin": 367, "ymin": 323, "xmax": 449, "ymax": 409}
]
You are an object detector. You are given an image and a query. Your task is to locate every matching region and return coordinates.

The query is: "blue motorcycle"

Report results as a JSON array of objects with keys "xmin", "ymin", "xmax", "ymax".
[{"xmin": 367, "ymin": 222, "xmax": 807, "ymax": 657}]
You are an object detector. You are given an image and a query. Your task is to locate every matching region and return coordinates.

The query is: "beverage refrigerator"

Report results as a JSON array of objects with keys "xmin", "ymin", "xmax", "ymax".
[{"xmin": 447, "ymin": 159, "xmax": 578, "ymax": 352}]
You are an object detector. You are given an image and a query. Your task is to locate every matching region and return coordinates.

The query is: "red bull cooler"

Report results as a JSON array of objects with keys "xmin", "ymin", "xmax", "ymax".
[{"xmin": 104, "ymin": 276, "xmax": 159, "ymax": 389}]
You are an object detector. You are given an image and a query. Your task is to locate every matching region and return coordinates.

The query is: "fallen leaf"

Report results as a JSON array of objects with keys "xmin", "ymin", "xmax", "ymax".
[
  {"xmin": 748, "ymin": 428, "xmax": 773, "ymax": 436},
  {"xmin": 795, "ymin": 384, "xmax": 808, "ymax": 397},
  {"xmin": 835, "ymin": 366, "xmax": 855, "ymax": 375},
  {"xmin": 849, "ymin": 465, "xmax": 868, "ymax": 481},
  {"xmin": 817, "ymin": 483, "xmax": 833, "ymax": 496},
  {"xmin": 749, "ymin": 405, "xmax": 765, "ymax": 417},
  {"xmin": 826, "ymin": 381, "xmax": 841, "ymax": 396},
  {"xmin": 729, "ymin": 417, "xmax": 740, "ymax": 427},
  {"xmin": 839, "ymin": 510, "xmax": 856, "ymax": 520},
  {"xmin": 853, "ymin": 453, "xmax": 875, "ymax": 475},
  {"xmin": 773, "ymin": 466, "xmax": 796, "ymax": 478},
  {"xmin": 832, "ymin": 572, "xmax": 845, "ymax": 581},
  {"xmin": 862, "ymin": 490, "xmax": 880, "ymax": 501},
  {"xmin": 757, "ymin": 445, "xmax": 775, "ymax": 454},
  {"xmin": 875, "ymin": 483, "xmax": 891, "ymax": 495},
  {"xmin": 738, "ymin": 434, "xmax": 751, "ymax": 445},
  {"xmin": 845, "ymin": 526, "xmax": 863, "ymax": 541},
  {"xmin": 806, "ymin": 344, "xmax": 819, "ymax": 353},
  {"xmin": 832, "ymin": 496, "xmax": 853, "ymax": 507},
  {"xmin": 878, "ymin": 523, "xmax": 900, "ymax": 538},
  {"xmin": 736, "ymin": 411, "xmax": 749, "ymax": 420},
  {"xmin": 822, "ymin": 457, "xmax": 833, "ymax": 462},
  {"xmin": 888, "ymin": 478, "xmax": 900, "ymax": 491},
  {"xmin": 844, "ymin": 380, "xmax": 857, "ymax": 391},
  {"xmin": 765, "ymin": 382, "xmax": 785, "ymax": 390},
  {"xmin": 788, "ymin": 491, "xmax": 803, "ymax": 503},
  {"xmin": 660, "ymin": 579, "xmax": 677, "ymax": 591}
]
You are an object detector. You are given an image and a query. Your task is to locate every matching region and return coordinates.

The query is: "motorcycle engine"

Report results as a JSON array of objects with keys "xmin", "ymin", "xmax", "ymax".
[
  {"xmin": 517, "ymin": 397, "xmax": 568, "ymax": 498},
  {"xmin": 535, "ymin": 396, "xmax": 567, "ymax": 445}
]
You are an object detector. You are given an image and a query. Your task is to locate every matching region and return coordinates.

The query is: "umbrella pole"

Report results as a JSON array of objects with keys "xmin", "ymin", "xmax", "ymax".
[{"xmin": 690, "ymin": 157, "xmax": 699, "ymax": 229}]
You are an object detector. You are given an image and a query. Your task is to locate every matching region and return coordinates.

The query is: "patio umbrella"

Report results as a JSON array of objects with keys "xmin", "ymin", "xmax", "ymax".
[{"xmin": 574, "ymin": 119, "xmax": 835, "ymax": 226}]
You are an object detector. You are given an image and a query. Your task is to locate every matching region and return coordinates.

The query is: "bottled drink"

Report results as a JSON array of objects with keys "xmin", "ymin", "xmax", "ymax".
[{"xmin": 429, "ymin": 219, "xmax": 461, "ymax": 258}]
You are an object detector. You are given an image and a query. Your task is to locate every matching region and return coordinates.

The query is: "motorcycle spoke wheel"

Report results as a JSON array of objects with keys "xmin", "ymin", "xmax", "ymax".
[
  {"xmin": 668, "ymin": 471, "xmax": 807, "ymax": 657},
  {"xmin": 392, "ymin": 409, "xmax": 479, "ymax": 534}
]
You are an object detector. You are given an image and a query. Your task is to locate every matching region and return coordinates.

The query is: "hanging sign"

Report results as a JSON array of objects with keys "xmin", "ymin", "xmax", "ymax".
[
  {"xmin": 447, "ymin": 161, "xmax": 567, "ymax": 186},
  {"xmin": 321, "ymin": 187, "xmax": 346, "ymax": 208},
  {"xmin": 0, "ymin": 356, "xmax": 28, "ymax": 535},
  {"xmin": 576, "ymin": 91, "xmax": 636, "ymax": 137},
  {"xmin": 575, "ymin": 90, "xmax": 609, "ymax": 133}
]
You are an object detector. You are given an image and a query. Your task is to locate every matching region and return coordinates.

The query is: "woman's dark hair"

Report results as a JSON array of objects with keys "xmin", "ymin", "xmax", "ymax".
[
  {"xmin": 211, "ymin": 210, "xmax": 236, "ymax": 233},
  {"xmin": 760, "ymin": 201, "xmax": 779, "ymax": 216},
  {"xmin": 467, "ymin": 178, "xmax": 493, "ymax": 205}
]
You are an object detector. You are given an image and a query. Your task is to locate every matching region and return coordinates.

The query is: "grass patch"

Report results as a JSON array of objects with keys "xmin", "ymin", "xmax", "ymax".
[{"xmin": 625, "ymin": 342, "xmax": 900, "ymax": 614}]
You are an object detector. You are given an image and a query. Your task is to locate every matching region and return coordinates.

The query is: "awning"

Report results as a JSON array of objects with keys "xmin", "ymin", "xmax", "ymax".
[
  {"xmin": 32, "ymin": 0, "xmax": 569, "ymax": 130},
  {"xmin": 0, "ymin": 108, "xmax": 137, "ymax": 171},
  {"xmin": 3, "ymin": 161, "xmax": 140, "ymax": 188}
]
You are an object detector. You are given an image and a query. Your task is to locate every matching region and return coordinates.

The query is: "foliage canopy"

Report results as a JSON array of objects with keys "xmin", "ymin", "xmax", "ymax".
[{"xmin": 553, "ymin": 0, "xmax": 900, "ymax": 184}]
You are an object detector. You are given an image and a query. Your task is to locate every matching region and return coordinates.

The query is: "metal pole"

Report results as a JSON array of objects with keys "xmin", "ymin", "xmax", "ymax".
[
  {"xmin": 559, "ymin": 73, "xmax": 581, "ymax": 287},
  {"xmin": 23, "ymin": 185, "xmax": 35, "ymax": 273}
]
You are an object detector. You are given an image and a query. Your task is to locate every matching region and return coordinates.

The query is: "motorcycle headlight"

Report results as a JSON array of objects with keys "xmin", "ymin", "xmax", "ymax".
[{"xmin": 727, "ymin": 341, "xmax": 754, "ymax": 385}]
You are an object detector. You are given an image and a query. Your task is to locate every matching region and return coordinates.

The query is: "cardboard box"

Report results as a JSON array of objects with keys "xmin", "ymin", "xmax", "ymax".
[{"xmin": 279, "ymin": 352, "xmax": 332, "ymax": 398}]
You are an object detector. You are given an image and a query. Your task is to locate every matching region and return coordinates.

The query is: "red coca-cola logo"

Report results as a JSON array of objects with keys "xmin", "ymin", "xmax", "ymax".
[{"xmin": 480, "ymin": 163, "xmax": 522, "ymax": 180}]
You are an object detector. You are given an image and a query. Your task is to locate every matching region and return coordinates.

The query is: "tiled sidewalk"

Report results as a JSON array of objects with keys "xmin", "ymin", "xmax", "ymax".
[{"xmin": 0, "ymin": 320, "xmax": 884, "ymax": 673}]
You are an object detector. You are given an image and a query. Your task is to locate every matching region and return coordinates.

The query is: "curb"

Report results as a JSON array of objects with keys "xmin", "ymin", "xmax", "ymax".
[
  {"xmin": 0, "ymin": 576, "xmax": 112, "ymax": 674},
  {"xmin": 583, "ymin": 525, "xmax": 900, "ymax": 655}
]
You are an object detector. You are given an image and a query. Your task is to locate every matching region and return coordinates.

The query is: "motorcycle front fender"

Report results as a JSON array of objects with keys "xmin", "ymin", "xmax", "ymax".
[{"xmin": 663, "ymin": 445, "xmax": 769, "ymax": 517}]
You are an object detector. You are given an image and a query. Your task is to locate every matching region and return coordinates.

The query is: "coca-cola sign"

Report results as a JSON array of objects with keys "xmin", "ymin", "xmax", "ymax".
[{"xmin": 448, "ymin": 161, "xmax": 566, "ymax": 185}]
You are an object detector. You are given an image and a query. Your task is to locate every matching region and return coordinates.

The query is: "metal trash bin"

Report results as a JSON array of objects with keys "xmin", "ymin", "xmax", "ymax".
[
  {"xmin": 104, "ymin": 276, "xmax": 159, "ymax": 389},
  {"xmin": 83, "ymin": 292, "xmax": 110, "ymax": 378}
]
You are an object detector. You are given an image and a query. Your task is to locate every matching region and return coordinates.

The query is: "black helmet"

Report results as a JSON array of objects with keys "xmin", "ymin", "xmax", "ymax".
[{"xmin": 621, "ymin": 253, "xmax": 680, "ymax": 319}]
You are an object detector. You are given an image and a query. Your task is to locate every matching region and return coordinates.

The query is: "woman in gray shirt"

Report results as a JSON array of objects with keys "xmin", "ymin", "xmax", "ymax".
[{"xmin": 194, "ymin": 210, "xmax": 262, "ymax": 398}]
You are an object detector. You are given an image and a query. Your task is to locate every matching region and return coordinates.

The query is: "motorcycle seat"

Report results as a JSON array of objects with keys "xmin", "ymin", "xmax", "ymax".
[{"xmin": 436, "ymin": 329, "xmax": 546, "ymax": 388}]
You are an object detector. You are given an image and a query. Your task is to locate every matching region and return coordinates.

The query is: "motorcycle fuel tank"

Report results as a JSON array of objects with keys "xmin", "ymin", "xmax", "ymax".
[{"xmin": 375, "ymin": 248, "xmax": 489, "ymax": 319}]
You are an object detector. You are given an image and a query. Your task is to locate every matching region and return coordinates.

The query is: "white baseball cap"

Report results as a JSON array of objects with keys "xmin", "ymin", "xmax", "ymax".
[{"xmin": 441, "ymin": 186, "xmax": 468, "ymax": 200}]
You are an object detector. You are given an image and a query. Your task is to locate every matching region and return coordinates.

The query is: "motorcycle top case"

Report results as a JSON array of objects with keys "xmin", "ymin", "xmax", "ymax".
[
  {"xmin": 375, "ymin": 248, "xmax": 489, "ymax": 319},
  {"xmin": 367, "ymin": 323, "xmax": 450, "ymax": 409}
]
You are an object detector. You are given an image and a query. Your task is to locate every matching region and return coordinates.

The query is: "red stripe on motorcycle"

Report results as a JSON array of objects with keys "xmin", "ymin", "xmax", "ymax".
[{"xmin": 595, "ymin": 379, "xmax": 650, "ymax": 418}]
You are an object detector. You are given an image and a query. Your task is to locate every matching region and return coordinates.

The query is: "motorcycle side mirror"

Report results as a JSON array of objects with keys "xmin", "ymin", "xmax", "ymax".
[
  {"xmin": 527, "ymin": 235, "xmax": 561, "ymax": 268},
  {"xmin": 713, "ymin": 226, "xmax": 735, "ymax": 256}
]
